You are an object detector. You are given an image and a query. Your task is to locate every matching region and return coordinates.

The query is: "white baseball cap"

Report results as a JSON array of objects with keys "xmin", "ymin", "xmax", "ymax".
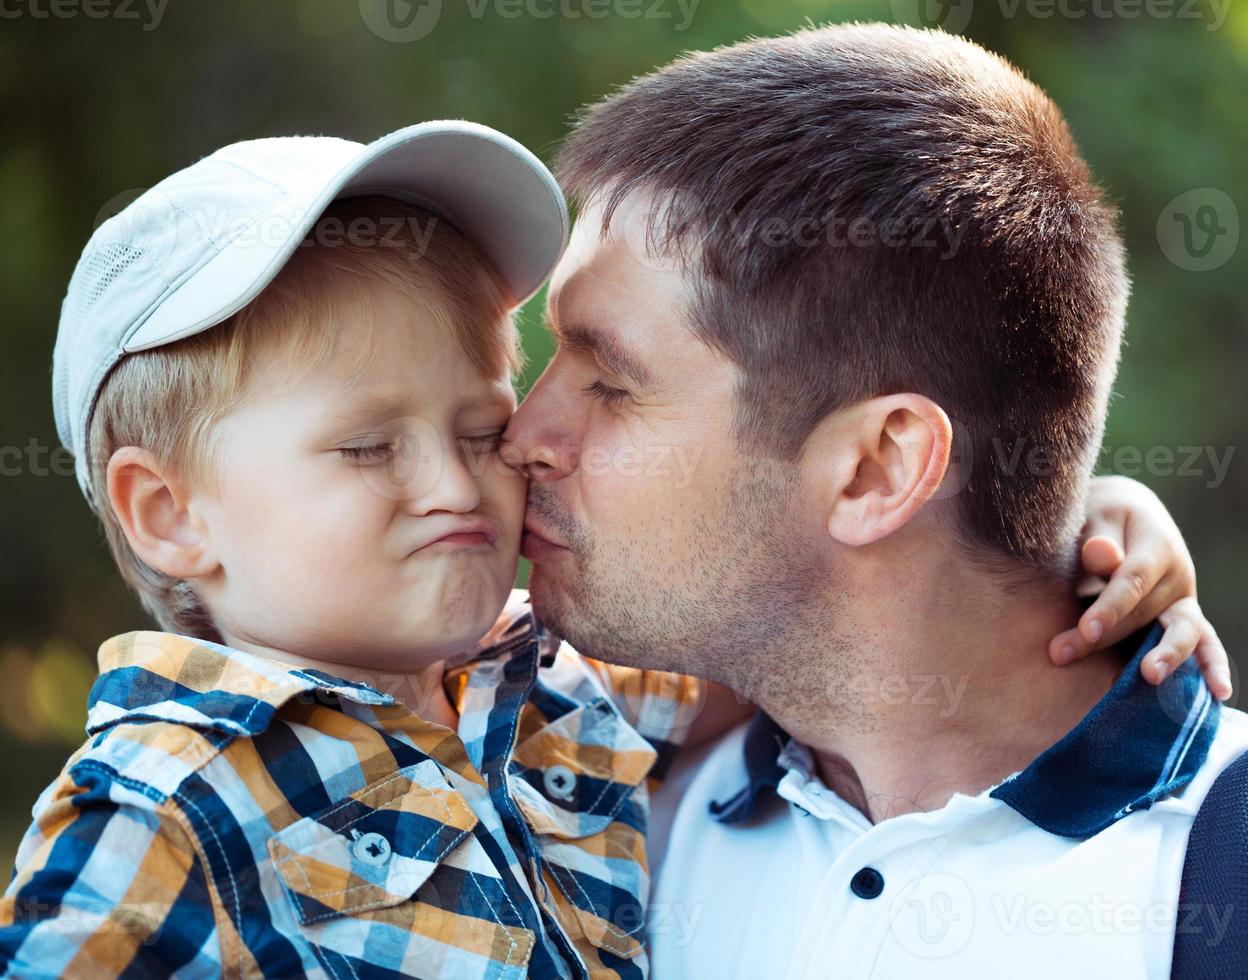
[{"xmin": 52, "ymin": 120, "xmax": 568, "ymax": 511}]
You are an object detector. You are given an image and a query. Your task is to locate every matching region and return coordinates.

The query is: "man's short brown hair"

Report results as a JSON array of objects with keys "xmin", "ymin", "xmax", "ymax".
[{"xmin": 555, "ymin": 24, "xmax": 1129, "ymax": 575}]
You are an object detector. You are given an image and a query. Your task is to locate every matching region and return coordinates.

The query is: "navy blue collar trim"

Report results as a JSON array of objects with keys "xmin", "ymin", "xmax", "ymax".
[
  {"xmin": 709, "ymin": 711, "xmax": 788, "ymax": 825},
  {"xmin": 710, "ymin": 622, "xmax": 1221, "ymax": 839},
  {"xmin": 990, "ymin": 621, "xmax": 1219, "ymax": 838}
]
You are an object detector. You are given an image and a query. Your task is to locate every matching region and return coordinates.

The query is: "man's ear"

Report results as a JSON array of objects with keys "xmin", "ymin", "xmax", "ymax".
[
  {"xmin": 812, "ymin": 394, "xmax": 952, "ymax": 547},
  {"xmin": 106, "ymin": 447, "xmax": 219, "ymax": 579}
]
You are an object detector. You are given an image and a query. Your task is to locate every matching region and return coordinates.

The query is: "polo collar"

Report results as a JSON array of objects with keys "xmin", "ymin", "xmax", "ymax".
[
  {"xmin": 708, "ymin": 710, "xmax": 789, "ymax": 824},
  {"xmin": 710, "ymin": 622, "xmax": 1220, "ymax": 840}
]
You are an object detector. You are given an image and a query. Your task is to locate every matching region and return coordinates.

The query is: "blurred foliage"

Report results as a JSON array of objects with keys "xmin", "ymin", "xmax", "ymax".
[{"xmin": 0, "ymin": 0, "xmax": 1244, "ymax": 872}]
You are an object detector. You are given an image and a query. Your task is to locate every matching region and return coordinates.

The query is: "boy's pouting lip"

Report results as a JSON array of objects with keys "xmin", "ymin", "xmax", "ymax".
[{"xmin": 417, "ymin": 522, "xmax": 498, "ymax": 551}]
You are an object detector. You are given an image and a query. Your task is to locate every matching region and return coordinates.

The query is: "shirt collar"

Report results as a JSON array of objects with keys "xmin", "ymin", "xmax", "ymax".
[
  {"xmin": 708, "ymin": 710, "xmax": 789, "ymax": 824},
  {"xmin": 86, "ymin": 631, "xmax": 399, "ymax": 738},
  {"xmin": 710, "ymin": 621, "xmax": 1221, "ymax": 840},
  {"xmin": 88, "ymin": 604, "xmax": 562, "ymax": 741},
  {"xmin": 441, "ymin": 606, "xmax": 560, "ymax": 713}
]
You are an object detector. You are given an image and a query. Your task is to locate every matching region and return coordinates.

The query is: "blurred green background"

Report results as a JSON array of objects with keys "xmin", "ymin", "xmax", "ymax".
[{"xmin": 1, "ymin": 0, "xmax": 1244, "ymax": 872}]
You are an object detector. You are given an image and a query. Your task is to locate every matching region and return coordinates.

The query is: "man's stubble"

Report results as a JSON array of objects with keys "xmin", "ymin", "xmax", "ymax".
[{"xmin": 525, "ymin": 458, "xmax": 870, "ymax": 725}]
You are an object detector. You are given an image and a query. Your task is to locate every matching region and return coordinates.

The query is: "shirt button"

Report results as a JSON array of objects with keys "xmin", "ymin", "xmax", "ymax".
[
  {"xmin": 543, "ymin": 764, "xmax": 577, "ymax": 800},
  {"xmin": 850, "ymin": 866, "xmax": 885, "ymax": 900},
  {"xmin": 350, "ymin": 830, "xmax": 392, "ymax": 866}
]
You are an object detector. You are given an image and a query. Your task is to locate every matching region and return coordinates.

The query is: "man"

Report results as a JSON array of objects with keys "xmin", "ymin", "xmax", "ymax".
[{"xmin": 500, "ymin": 23, "xmax": 1245, "ymax": 978}]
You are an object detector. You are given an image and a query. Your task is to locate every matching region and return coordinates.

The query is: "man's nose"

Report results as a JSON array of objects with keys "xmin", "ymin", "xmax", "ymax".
[
  {"xmin": 499, "ymin": 427, "xmax": 577, "ymax": 482},
  {"xmin": 500, "ymin": 383, "xmax": 579, "ymax": 482}
]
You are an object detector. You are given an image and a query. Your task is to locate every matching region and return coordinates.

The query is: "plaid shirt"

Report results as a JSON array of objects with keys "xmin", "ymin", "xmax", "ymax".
[{"xmin": 0, "ymin": 592, "xmax": 702, "ymax": 979}]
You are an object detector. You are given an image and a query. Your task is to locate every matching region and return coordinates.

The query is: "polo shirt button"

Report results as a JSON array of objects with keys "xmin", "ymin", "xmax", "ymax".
[
  {"xmin": 850, "ymin": 866, "xmax": 885, "ymax": 899},
  {"xmin": 544, "ymin": 764, "xmax": 577, "ymax": 800}
]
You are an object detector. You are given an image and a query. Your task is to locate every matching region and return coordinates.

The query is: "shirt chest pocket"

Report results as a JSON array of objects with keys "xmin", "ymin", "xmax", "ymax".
[
  {"xmin": 267, "ymin": 759, "xmax": 535, "ymax": 979},
  {"xmin": 510, "ymin": 696, "xmax": 658, "ymax": 963}
]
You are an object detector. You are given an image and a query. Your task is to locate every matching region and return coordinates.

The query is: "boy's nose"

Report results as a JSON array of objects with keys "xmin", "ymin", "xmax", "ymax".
[{"xmin": 395, "ymin": 444, "xmax": 482, "ymax": 516}]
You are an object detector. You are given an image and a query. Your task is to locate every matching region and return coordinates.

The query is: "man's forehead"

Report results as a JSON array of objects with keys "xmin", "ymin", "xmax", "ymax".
[
  {"xmin": 550, "ymin": 211, "xmax": 632, "ymax": 299},
  {"xmin": 548, "ymin": 196, "xmax": 689, "ymax": 329},
  {"xmin": 543, "ymin": 222, "xmax": 738, "ymax": 401}
]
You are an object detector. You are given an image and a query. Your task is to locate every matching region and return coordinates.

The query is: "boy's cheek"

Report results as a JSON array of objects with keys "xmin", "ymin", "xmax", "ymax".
[{"xmin": 487, "ymin": 462, "xmax": 528, "ymax": 534}]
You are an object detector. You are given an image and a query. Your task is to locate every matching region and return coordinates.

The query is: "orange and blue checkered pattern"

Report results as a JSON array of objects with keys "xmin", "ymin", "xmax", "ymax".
[{"xmin": 0, "ymin": 592, "xmax": 702, "ymax": 978}]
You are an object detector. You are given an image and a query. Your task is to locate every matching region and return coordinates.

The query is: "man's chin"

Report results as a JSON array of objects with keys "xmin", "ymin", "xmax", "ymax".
[{"xmin": 526, "ymin": 565, "xmax": 572, "ymax": 638}]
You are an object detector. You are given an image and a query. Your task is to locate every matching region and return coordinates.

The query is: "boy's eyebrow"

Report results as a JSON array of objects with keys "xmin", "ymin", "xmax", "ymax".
[
  {"xmin": 554, "ymin": 322, "xmax": 656, "ymax": 388},
  {"xmin": 330, "ymin": 390, "xmax": 513, "ymax": 428},
  {"xmin": 331, "ymin": 394, "xmax": 410, "ymax": 428}
]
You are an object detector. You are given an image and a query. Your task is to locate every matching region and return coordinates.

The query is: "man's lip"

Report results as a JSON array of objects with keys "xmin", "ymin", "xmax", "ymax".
[
  {"xmin": 521, "ymin": 521, "xmax": 568, "ymax": 561},
  {"xmin": 523, "ymin": 520, "xmax": 566, "ymax": 549}
]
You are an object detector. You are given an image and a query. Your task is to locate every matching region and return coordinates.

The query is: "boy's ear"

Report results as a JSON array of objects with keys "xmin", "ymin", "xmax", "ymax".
[
  {"xmin": 106, "ymin": 447, "xmax": 219, "ymax": 579},
  {"xmin": 807, "ymin": 393, "xmax": 953, "ymax": 548}
]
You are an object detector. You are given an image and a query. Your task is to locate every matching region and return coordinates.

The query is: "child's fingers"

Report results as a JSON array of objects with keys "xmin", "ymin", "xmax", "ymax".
[
  {"xmin": 1144, "ymin": 597, "xmax": 1233, "ymax": 699},
  {"xmin": 1097, "ymin": 569, "xmax": 1189, "ymax": 651},
  {"xmin": 1049, "ymin": 625, "xmax": 1092, "ymax": 666},
  {"xmin": 1073, "ymin": 535, "xmax": 1123, "ymax": 599},
  {"xmin": 1058, "ymin": 596, "xmax": 1233, "ymax": 702},
  {"xmin": 1054, "ymin": 565, "xmax": 1183, "ymax": 667},
  {"xmin": 1078, "ymin": 550, "xmax": 1172, "ymax": 646},
  {"xmin": 1052, "ymin": 584, "xmax": 1184, "ymax": 668},
  {"xmin": 1191, "ymin": 618, "xmax": 1233, "ymax": 701},
  {"xmin": 1080, "ymin": 534, "xmax": 1126, "ymax": 581},
  {"xmin": 1140, "ymin": 608, "xmax": 1200, "ymax": 684}
]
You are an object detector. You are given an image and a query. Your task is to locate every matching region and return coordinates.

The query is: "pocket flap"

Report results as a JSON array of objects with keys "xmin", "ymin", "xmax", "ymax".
[
  {"xmin": 510, "ymin": 696, "xmax": 657, "ymax": 839},
  {"xmin": 268, "ymin": 759, "xmax": 479, "ymax": 925}
]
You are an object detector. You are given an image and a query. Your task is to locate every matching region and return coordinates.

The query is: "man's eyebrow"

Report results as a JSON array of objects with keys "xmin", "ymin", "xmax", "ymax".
[{"xmin": 555, "ymin": 322, "xmax": 656, "ymax": 388}]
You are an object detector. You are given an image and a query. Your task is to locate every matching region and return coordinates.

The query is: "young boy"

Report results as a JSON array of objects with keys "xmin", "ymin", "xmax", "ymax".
[{"xmin": 0, "ymin": 123, "xmax": 1227, "ymax": 979}]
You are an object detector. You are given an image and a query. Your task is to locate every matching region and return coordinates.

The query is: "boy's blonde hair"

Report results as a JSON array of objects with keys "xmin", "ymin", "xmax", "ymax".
[{"xmin": 87, "ymin": 195, "xmax": 521, "ymax": 642}]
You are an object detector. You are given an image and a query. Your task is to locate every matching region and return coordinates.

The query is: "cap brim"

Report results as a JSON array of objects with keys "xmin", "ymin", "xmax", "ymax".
[{"xmin": 123, "ymin": 121, "xmax": 567, "ymax": 354}]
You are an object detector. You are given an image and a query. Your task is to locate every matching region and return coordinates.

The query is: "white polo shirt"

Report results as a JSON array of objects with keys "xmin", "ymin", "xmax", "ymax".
[{"xmin": 648, "ymin": 623, "xmax": 1246, "ymax": 979}]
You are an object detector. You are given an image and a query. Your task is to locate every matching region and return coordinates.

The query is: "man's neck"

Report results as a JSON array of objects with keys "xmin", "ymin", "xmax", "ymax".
[{"xmin": 754, "ymin": 558, "xmax": 1123, "ymax": 825}]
